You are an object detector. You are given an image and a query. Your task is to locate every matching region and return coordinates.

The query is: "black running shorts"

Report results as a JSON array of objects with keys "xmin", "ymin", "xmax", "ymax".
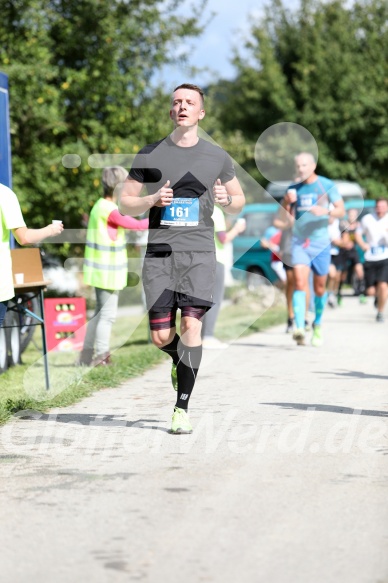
[
  {"xmin": 342, "ymin": 247, "xmax": 361, "ymax": 268},
  {"xmin": 330, "ymin": 254, "xmax": 345, "ymax": 270},
  {"xmin": 364, "ymin": 258, "xmax": 388, "ymax": 288}
]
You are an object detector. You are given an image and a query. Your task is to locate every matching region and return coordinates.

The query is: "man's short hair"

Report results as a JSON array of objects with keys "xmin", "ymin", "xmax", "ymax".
[
  {"xmin": 375, "ymin": 197, "xmax": 388, "ymax": 204},
  {"xmin": 173, "ymin": 83, "xmax": 205, "ymax": 107},
  {"xmin": 294, "ymin": 152, "xmax": 316, "ymax": 164},
  {"xmin": 102, "ymin": 166, "xmax": 128, "ymax": 197}
]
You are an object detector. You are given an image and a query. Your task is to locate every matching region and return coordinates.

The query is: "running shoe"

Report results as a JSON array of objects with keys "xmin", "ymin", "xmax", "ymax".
[
  {"xmin": 376, "ymin": 312, "xmax": 384, "ymax": 323},
  {"xmin": 311, "ymin": 324, "xmax": 323, "ymax": 347},
  {"xmin": 286, "ymin": 317, "xmax": 294, "ymax": 333},
  {"xmin": 327, "ymin": 292, "xmax": 336, "ymax": 308},
  {"xmin": 171, "ymin": 362, "xmax": 178, "ymax": 391},
  {"xmin": 359, "ymin": 294, "xmax": 367, "ymax": 304},
  {"xmin": 170, "ymin": 407, "xmax": 192, "ymax": 434},
  {"xmin": 374, "ymin": 296, "xmax": 378, "ymax": 309},
  {"xmin": 293, "ymin": 328, "xmax": 306, "ymax": 346},
  {"xmin": 304, "ymin": 320, "xmax": 311, "ymax": 332},
  {"xmin": 337, "ymin": 295, "xmax": 343, "ymax": 307}
]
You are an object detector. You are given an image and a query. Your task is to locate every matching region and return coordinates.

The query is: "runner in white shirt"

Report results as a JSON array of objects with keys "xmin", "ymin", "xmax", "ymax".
[{"xmin": 355, "ymin": 199, "xmax": 388, "ymax": 322}]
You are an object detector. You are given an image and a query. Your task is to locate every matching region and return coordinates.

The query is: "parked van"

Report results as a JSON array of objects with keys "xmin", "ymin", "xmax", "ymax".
[{"xmin": 232, "ymin": 197, "xmax": 375, "ymax": 286}]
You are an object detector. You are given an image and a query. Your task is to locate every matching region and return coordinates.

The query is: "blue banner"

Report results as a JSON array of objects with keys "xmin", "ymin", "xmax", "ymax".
[{"xmin": 0, "ymin": 72, "xmax": 12, "ymax": 188}]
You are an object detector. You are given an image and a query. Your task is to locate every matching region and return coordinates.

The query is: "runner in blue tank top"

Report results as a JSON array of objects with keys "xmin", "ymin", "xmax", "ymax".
[{"xmin": 281, "ymin": 153, "xmax": 345, "ymax": 346}]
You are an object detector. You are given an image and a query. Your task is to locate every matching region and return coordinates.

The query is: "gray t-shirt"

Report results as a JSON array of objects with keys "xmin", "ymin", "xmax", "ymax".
[{"xmin": 129, "ymin": 136, "xmax": 236, "ymax": 252}]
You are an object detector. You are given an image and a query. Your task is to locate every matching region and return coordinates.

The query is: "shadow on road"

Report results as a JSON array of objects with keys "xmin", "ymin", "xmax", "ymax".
[
  {"xmin": 315, "ymin": 370, "xmax": 388, "ymax": 381},
  {"xmin": 262, "ymin": 403, "xmax": 388, "ymax": 417},
  {"xmin": 234, "ymin": 343, "xmax": 294, "ymax": 351},
  {"xmin": 15, "ymin": 411, "xmax": 170, "ymax": 431}
]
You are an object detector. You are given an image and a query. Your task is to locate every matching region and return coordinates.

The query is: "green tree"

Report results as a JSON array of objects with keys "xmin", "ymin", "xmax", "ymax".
[
  {"xmin": 214, "ymin": 0, "xmax": 388, "ymax": 197},
  {"xmin": 0, "ymin": 0, "xmax": 207, "ymax": 244}
]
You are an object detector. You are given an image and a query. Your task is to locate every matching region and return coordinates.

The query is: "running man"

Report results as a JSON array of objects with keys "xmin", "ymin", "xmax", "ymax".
[
  {"xmin": 338, "ymin": 208, "xmax": 366, "ymax": 304},
  {"xmin": 282, "ymin": 153, "xmax": 345, "ymax": 346},
  {"xmin": 260, "ymin": 229, "xmax": 287, "ymax": 288},
  {"xmin": 355, "ymin": 198, "xmax": 388, "ymax": 322},
  {"xmin": 119, "ymin": 84, "xmax": 245, "ymax": 433},
  {"xmin": 273, "ymin": 203, "xmax": 310, "ymax": 333}
]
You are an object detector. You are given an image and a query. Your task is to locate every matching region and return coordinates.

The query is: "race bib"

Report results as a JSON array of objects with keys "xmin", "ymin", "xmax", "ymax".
[
  {"xmin": 160, "ymin": 197, "xmax": 199, "ymax": 227},
  {"xmin": 297, "ymin": 192, "xmax": 318, "ymax": 213},
  {"xmin": 371, "ymin": 245, "xmax": 386, "ymax": 256}
]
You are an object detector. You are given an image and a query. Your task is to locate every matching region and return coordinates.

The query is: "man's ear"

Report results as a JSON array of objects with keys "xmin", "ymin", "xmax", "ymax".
[
  {"xmin": 199, "ymin": 109, "xmax": 205, "ymax": 120},
  {"xmin": 169, "ymin": 109, "xmax": 173, "ymax": 120}
]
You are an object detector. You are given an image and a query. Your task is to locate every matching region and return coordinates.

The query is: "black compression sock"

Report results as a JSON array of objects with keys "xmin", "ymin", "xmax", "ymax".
[
  {"xmin": 176, "ymin": 343, "xmax": 202, "ymax": 410},
  {"xmin": 160, "ymin": 333, "xmax": 180, "ymax": 365}
]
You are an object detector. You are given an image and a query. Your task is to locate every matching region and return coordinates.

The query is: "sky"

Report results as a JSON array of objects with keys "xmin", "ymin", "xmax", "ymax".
[{"xmin": 157, "ymin": 0, "xmax": 300, "ymax": 89}]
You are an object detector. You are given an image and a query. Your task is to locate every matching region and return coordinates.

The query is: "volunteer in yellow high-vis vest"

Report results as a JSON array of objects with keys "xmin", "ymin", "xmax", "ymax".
[{"xmin": 79, "ymin": 167, "xmax": 148, "ymax": 366}]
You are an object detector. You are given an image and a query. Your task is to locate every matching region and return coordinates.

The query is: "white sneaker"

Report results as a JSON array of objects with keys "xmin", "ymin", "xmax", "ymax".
[
  {"xmin": 292, "ymin": 328, "xmax": 306, "ymax": 346},
  {"xmin": 202, "ymin": 337, "xmax": 228, "ymax": 349},
  {"xmin": 327, "ymin": 292, "xmax": 336, "ymax": 308}
]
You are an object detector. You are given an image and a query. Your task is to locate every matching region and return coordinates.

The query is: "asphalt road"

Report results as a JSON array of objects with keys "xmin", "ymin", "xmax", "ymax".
[{"xmin": 1, "ymin": 295, "xmax": 387, "ymax": 583}]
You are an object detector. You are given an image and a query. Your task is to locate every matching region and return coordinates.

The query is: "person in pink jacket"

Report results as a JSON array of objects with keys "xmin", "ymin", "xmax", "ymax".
[{"xmin": 79, "ymin": 167, "xmax": 148, "ymax": 366}]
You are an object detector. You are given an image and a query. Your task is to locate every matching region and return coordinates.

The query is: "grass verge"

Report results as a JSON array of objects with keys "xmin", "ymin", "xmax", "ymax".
[{"xmin": 0, "ymin": 292, "xmax": 286, "ymax": 424}]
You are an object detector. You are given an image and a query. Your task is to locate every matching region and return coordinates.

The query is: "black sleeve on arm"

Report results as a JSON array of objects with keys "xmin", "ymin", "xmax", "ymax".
[
  {"xmin": 128, "ymin": 153, "xmax": 146, "ymax": 183},
  {"xmin": 128, "ymin": 140, "xmax": 166, "ymax": 185}
]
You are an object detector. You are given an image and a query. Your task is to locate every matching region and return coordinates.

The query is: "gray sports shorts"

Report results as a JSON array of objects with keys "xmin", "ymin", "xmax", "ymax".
[{"xmin": 142, "ymin": 249, "xmax": 216, "ymax": 310}]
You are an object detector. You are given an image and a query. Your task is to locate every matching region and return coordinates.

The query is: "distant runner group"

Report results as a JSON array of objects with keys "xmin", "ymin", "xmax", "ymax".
[{"xmin": 265, "ymin": 160, "xmax": 388, "ymax": 344}]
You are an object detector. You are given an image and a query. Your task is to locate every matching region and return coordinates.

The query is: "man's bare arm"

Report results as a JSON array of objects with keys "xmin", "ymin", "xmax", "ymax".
[
  {"xmin": 274, "ymin": 202, "xmax": 294, "ymax": 229},
  {"xmin": 13, "ymin": 223, "xmax": 64, "ymax": 245},
  {"xmin": 354, "ymin": 230, "xmax": 369, "ymax": 252},
  {"xmin": 309, "ymin": 197, "xmax": 345, "ymax": 218},
  {"xmin": 119, "ymin": 178, "xmax": 174, "ymax": 217},
  {"xmin": 118, "ymin": 178, "xmax": 154, "ymax": 217},
  {"xmin": 213, "ymin": 176, "xmax": 245, "ymax": 215},
  {"xmin": 330, "ymin": 198, "xmax": 345, "ymax": 219},
  {"xmin": 275, "ymin": 198, "xmax": 295, "ymax": 228}
]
